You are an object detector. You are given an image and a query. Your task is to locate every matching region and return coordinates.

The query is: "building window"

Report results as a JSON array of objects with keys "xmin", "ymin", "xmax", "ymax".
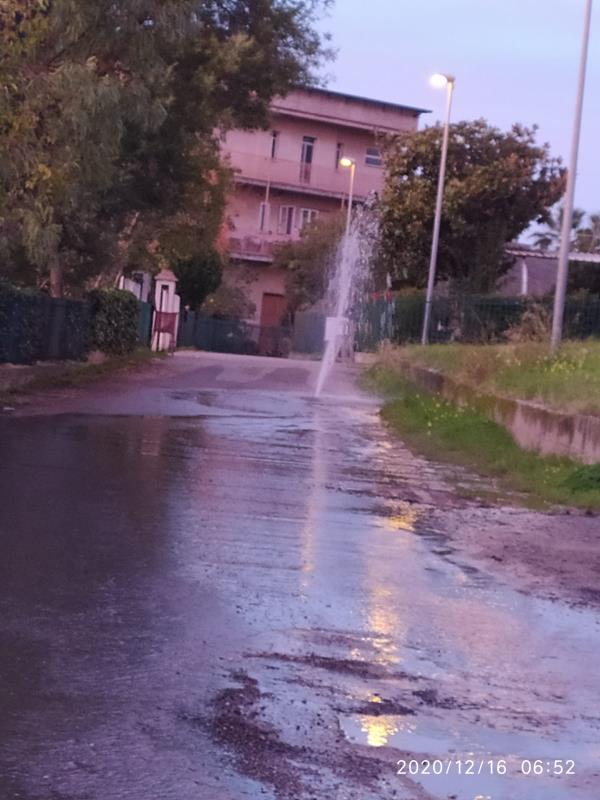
[
  {"xmin": 278, "ymin": 205, "xmax": 295, "ymax": 235},
  {"xmin": 300, "ymin": 136, "xmax": 316, "ymax": 183},
  {"xmin": 335, "ymin": 143, "xmax": 344, "ymax": 170},
  {"xmin": 258, "ymin": 202, "xmax": 270, "ymax": 232},
  {"xmin": 365, "ymin": 146, "xmax": 383, "ymax": 167},
  {"xmin": 300, "ymin": 208, "xmax": 319, "ymax": 229},
  {"xmin": 270, "ymin": 131, "xmax": 279, "ymax": 159}
]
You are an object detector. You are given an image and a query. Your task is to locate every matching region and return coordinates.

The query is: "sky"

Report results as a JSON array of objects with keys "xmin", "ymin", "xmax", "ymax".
[{"xmin": 318, "ymin": 0, "xmax": 600, "ymax": 216}]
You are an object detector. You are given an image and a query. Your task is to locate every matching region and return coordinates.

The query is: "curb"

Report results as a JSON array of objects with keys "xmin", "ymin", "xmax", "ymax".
[{"xmin": 386, "ymin": 358, "xmax": 600, "ymax": 465}]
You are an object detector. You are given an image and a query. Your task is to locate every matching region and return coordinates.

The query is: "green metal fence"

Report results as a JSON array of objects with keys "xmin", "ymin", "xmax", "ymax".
[
  {"xmin": 137, "ymin": 301, "xmax": 153, "ymax": 347},
  {"xmin": 563, "ymin": 297, "xmax": 600, "ymax": 339},
  {"xmin": 355, "ymin": 294, "xmax": 600, "ymax": 350},
  {"xmin": 292, "ymin": 311, "xmax": 326, "ymax": 355},
  {"xmin": 178, "ymin": 311, "xmax": 293, "ymax": 357}
]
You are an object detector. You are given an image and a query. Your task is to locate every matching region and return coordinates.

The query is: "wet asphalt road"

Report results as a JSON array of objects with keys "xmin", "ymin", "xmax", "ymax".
[{"xmin": 1, "ymin": 352, "xmax": 599, "ymax": 800}]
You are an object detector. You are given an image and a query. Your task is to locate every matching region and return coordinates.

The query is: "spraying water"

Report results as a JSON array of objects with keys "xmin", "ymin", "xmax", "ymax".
[{"xmin": 314, "ymin": 203, "xmax": 378, "ymax": 397}]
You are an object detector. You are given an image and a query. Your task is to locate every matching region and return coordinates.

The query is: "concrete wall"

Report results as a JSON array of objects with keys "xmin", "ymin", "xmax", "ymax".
[
  {"xmin": 386, "ymin": 356, "xmax": 600, "ymax": 465},
  {"xmin": 221, "ymin": 87, "xmax": 423, "ymax": 328},
  {"xmin": 497, "ymin": 256, "xmax": 558, "ymax": 298},
  {"xmin": 224, "ymin": 121, "xmax": 388, "ymax": 203},
  {"xmin": 226, "ymin": 186, "xmax": 342, "ymax": 324},
  {"xmin": 228, "ymin": 185, "xmax": 341, "ymax": 243},
  {"xmin": 223, "ymin": 261, "xmax": 287, "ymax": 324},
  {"xmin": 271, "ymin": 88, "xmax": 422, "ymax": 134}
]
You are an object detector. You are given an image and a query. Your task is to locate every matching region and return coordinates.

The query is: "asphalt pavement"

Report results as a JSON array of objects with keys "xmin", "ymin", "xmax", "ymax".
[{"xmin": 1, "ymin": 352, "xmax": 599, "ymax": 800}]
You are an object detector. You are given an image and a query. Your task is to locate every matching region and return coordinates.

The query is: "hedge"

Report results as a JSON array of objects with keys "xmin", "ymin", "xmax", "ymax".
[
  {"xmin": 87, "ymin": 288, "xmax": 140, "ymax": 356},
  {"xmin": 0, "ymin": 281, "xmax": 46, "ymax": 363},
  {"xmin": 0, "ymin": 283, "xmax": 141, "ymax": 364}
]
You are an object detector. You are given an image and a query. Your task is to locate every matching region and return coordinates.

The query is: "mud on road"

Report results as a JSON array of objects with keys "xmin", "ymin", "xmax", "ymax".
[{"xmin": 1, "ymin": 352, "xmax": 599, "ymax": 800}]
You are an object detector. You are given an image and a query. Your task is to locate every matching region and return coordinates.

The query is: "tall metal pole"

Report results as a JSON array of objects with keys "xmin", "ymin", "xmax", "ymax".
[
  {"xmin": 551, "ymin": 0, "xmax": 593, "ymax": 353},
  {"xmin": 346, "ymin": 162, "xmax": 356, "ymax": 235},
  {"xmin": 422, "ymin": 77, "xmax": 455, "ymax": 345}
]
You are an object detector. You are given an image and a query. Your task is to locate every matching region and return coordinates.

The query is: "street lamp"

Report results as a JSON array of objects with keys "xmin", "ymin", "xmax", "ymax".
[
  {"xmin": 340, "ymin": 157, "xmax": 356, "ymax": 235},
  {"xmin": 421, "ymin": 73, "xmax": 455, "ymax": 346},
  {"xmin": 551, "ymin": 0, "xmax": 594, "ymax": 353}
]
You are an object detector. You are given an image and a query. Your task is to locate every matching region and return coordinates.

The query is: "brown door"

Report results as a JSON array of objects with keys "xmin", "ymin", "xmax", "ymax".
[{"xmin": 259, "ymin": 293, "xmax": 287, "ymax": 355}]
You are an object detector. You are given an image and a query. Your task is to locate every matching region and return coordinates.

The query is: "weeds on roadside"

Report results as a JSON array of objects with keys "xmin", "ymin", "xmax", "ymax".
[
  {"xmin": 1, "ymin": 349, "xmax": 164, "ymax": 401},
  {"xmin": 388, "ymin": 341, "xmax": 600, "ymax": 415},
  {"xmin": 365, "ymin": 365, "xmax": 600, "ymax": 511}
]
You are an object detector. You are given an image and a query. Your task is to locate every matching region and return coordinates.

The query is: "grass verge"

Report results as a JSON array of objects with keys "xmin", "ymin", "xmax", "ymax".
[
  {"xmin": 365, "ymin": 363, "xmax": 600, "ymax": 511},
  {"xmin": 393, "ymin": 340, "xmax": 600, "ymax": 416},
  {"xmin": 0, "ymin": 349, "xmax": 164, "ymax": 406}
]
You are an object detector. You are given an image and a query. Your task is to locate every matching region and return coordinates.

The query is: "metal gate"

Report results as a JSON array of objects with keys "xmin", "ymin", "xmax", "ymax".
[{"xmin": 178, "ymin": 312, "xmax": 292, "ymax": 358}]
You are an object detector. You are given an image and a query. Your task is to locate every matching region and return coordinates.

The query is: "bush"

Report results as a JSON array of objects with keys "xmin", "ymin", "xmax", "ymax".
[
  {"xmin": 506, "ymin": 303, "xmax": 552, "ymax": 343},
  {"xmin": 87, "ymin": 289, "xmax": 139, "ymax": 355},
  {"xmin": 201, "ymin": 283, "xmax": 256, "ymax": 320}
]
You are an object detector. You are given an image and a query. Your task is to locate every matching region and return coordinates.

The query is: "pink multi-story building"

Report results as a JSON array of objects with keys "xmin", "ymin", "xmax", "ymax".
[{"xmin": 221, "ymin": 87, "xmax": 427, "ymax": 329}]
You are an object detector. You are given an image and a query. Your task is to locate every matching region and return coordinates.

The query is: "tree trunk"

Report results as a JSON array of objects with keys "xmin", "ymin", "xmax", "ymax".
[{"xmin": 49, "ymin": 261, "xmax": 63, "ymax": 298}]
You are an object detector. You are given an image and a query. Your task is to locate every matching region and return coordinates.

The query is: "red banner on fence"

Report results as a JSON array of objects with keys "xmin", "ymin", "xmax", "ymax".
[{"xmin": 153, "ymin": 311, "xmax": 178, "ymax": 336}]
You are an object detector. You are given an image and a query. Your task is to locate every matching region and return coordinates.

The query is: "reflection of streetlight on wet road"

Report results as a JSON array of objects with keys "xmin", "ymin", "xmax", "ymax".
[
  {"xmin": 339, "ymin": 157, "xmax": 356, "ymax": 235},
  {"xmin": 360, "ymin": 714, "xmax": 401, "ymax": 747}
]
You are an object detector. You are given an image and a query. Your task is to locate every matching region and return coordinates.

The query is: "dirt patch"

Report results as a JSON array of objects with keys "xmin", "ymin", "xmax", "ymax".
[
  {"xmin": 253, "ymin": 652, "xmax": 418, "ymax": 682},
  {"xmin": 576, "ymin": 586, "xmax": 600, "ymax": 606},
  {"xmin": 187, "ymin": 669, "xmax": 412, "ymax": 799},
  {"xmin": 435, "ymin": 506, "xmax": 600, "ymax": 609},
  {"xmin": 332, "ymin": 749, "xmax": 390, "ymax": 786},
  {"xmin": 350, "ymin": 699, "xmax": 416, "ymax": 717},
  {"xmin": 412, "ymin": 688, "xmax": 459, "ymax": 710},
  {"xmin": 192, "ymin": 672, "xmax": 306, "ymax": 798}
]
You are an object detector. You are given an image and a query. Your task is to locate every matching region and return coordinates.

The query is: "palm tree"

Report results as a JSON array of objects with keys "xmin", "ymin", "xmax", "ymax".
[
  {"xmin": 532, "ymin": 205, "xmax": 586, "ymax": 251},
  {"xmin": 574, "ymin": 213, "xmax": 600, "ymax": 253}
]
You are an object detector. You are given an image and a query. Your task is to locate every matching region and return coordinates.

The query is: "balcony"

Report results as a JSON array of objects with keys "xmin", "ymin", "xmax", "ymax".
[
  {"xmin": 228, "ymin": 235, "xmax": 297, "ymax": 262},
  {"xmin": 224, "ymin": 149, "xmax": 384, "ymax": 200},
  {"xmin": 228, "ymin": 236, "xmax": 273, "ymax": 261}
]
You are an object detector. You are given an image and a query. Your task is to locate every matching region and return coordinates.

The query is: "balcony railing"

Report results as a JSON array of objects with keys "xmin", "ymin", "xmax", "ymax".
[
  {"xmin": 228, "ymin": 236, "xmax": 276, "ymax": 259},
  {"xmin": 224, "ymin": 149, "xmax": 384, "ymax": 199},
  {"xmin": 228, "ymin": 234, "xmax": 306, "ymax": 261}
]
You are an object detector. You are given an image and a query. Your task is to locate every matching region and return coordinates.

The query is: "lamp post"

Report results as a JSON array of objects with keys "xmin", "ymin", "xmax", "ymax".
[
  {"xmin": 340, "ymin": 157, "xmax": 356, "ymax": 235},
  {"xmin": 422, "ymin": 73, "xmax": 455, "ymax": 346},
  {"xmin": 551, "ymin": 0, "xmax": 594, "ymax": 353}
]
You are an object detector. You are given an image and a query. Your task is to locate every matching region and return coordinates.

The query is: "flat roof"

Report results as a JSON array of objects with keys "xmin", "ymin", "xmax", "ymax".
[
  {"xmin": 291, "ymin": 86, "xmax": 430, "ymax": 117},
  {"xmin": 507, "ymin": 246, "xmax": 600, "ymax": 264}
]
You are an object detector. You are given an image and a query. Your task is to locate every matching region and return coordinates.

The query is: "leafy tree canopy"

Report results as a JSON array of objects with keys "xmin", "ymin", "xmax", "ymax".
[
  {"xmin": 378, "ymin": 120, "xmax": 565, "ymax": 293},
  {"xmin": 0, "ymin": 0, "xmax": 332, "ymax": 295},
  {"xmin": 273, "ymin": 212, "xmax": 344, "ymax": 311},
  {"xmin": 568, "ymin": 262, "xmax": 600, "ymax": 296},
  {"xmin": 201, "ymin": 281, "xmax": 256, "ymax": 319},
  {"xmin": 174, "ymin": 249, "xmax": 223, "ymax": 309}
]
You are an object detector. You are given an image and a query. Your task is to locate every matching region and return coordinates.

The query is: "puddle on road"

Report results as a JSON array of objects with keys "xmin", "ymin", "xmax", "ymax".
[{"xmin": 340, "ymin": 713, "xmax": 594, "ymax": 800}]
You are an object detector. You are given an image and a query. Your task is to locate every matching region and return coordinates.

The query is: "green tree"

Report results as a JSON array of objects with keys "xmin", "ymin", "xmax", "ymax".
[
  {"xmin": 201, "ymin": 282, "xmax": 256, "ymax": 320},
  {"xmin": 174, "ymin": 250, "xmax": 223, "ymax": 309},
  {"xmin": 567, "ymin": 262, "xmax": 600, "ymax": 296},
  {"xmin": 273, "ymin": 212, "xmax": 344, "ymax": 311},
  {"xmin": 0, "ymin": 0, "xmax": 332, "ymax": 295},
  {"xmin": 378, "ymin": 120, "xmax": 565, "ymax": 293},
  {"xmin": 568, "ymin": 214, "xmax": 600, "ymax": 296}
]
